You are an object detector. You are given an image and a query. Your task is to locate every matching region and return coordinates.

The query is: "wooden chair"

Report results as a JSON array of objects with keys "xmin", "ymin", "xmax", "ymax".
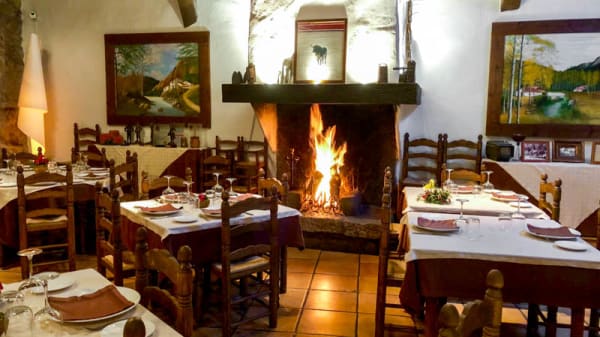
[
  {"xmin": 528, "ymin": 173, "xmax": 562, "ymax": 336},
  {"xmin": 233, "ymin": 137, "xmax": 267, "ymax": 193},
  {"xmin": 16, "ymin": 164, "xmax": 76, "ymax": 279},
  {"xmin": 1, "ymin": 147, "xmax": 43, "ymax": 167},
  {"xmin": 375, "ymin": 166, "xmax": 411, "ymax": 337},
  {"xmin": 73, "ymin": 123, "xmax": 100, "ymax": 151},
  {"xmin": 135, "ymin": 227, "xmax": 194, "ymax": 337},
  {"xmin": 257, "ymin": 168, "xmax": 289, "ymax": 205},
  {"xmin": 441, "ymin": 163, "xmax": 487, "ymax": 185},
  {"xmin": 71, "ymin": 146, "xmax": 108, "ymax": 168},
  {"xmin": 212, "ymin": 189, "xmax": 280, "ymax": 337},
  {"xmin": 201, "ymin": 154, "xmax": 231, "ymax": 191},
  {"xmin": 108, "ymin": 151, "xmax": 139, "ymax": 201},
  {"xmin": 140, "ymin": 167, "xmax": 193, "ymax": 199},
  {"xmin": 215, "ymin": 136, "xmax": 241, "ymax": 171},
  {"xmin": 437, "ymin": 269, "xmax": 504, "ymax": 337},
  {"xmin": 399, "ymin": 133, "xmax": 444, "ymax": 213},
  {"xmin": 95, "ymin": 183, "xmax": 135, "ymax": 286},
  {"xmin": 442, "ymin": 134, "xmax": 483, "ymax": 174}
]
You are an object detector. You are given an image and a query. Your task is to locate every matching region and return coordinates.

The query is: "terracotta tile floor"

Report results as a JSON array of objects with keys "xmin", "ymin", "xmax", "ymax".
[{"xmin": 0, "ymin": 250, "xmax": 590, "ymax": 337}]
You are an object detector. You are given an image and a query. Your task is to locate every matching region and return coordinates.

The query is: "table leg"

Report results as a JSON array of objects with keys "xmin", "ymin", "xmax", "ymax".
[
  {"xmin": 527, "ymin": 304, "xmax": 539, "ymax": 337},
  {"xmin": 571, "ymin": 308, "xmax": 585, "ymax": 337},
  {"xmin": 280, "ymin": 245, "xmax": 287, "ymax": 294},
  {"xmin": 424, "ymin": 297, "xmax": 445, "ymax": 337}
]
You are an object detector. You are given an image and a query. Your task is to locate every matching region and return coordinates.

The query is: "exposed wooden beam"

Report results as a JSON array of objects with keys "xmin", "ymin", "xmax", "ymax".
[
  {"xmin": 177, "ymin": 0, "xmax": 197, "ymax": 27},
  {"xmin": 501, "ymin": 0, "xmax": 521, "ymax": 11}
]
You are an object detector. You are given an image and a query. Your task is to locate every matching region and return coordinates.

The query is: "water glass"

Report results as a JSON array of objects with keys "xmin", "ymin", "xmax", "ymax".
[
  {"xmin": 498, "ymin": 212, "xmax": 512, "ymax": 232},
  {"xmin": 0, "ymin": 290, "xmax": 25, "ymax": 313},
  {"xmin": 205, "ymin": 189, "xmax": 215, "ymax": 207},
  {"xmin": 466, "ymin": 217, "xmax": 481, "ymax": 240},
  {"xmin": 4, "ymin": 305, "xmax": 33, "ymax": 337},
  {"xmin": 47, "ymin": 161, "xmax": 57, "ymax": 174},
  {"xmin": 472, "ymin": 184, "xmax": 482, "ymax": 197}
]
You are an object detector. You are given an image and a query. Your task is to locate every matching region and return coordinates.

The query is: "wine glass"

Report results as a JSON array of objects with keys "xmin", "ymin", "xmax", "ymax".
[
  {"xmin": 162, "ymin": 175, "xmax": 175, "ymax": 195},
  {"xmin": 455, "ymin": 198, "xmax": 469, "ymax": 219},
  {"xmin": 226, "ymin": 177, "xmax": 237, "ymax": 194},
  {"xmin": 183, "ymin": 180, "xmax": 194, "ymax": 195},
  {"xmin": 33, "ymin": 273, "xmax": 62, "ymax": 321},
  {"xmin": 511, "ymin": 133, "xmax": 526, "ymax": 161},
  {"xmin": 482, "ymin": 171, "xmax": 494, "ymax": 191},
  {"xmin": 442, "ymin": 167, "xmax": 456, "ymax": 191},
  {"xmin": 17, "ymin": 248, "xmax": 43, "ymax": 292},
  {"xmin": 213, "ymin": 173, "xmax": 223, "ymax": 197},
  {"xmin": 512, "ymin": 194, "xmax": 528, "ymax": 220}
]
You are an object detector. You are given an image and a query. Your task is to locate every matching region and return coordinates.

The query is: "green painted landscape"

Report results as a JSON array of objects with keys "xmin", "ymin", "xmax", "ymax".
[{"xmin": 501, "ymin": 32, "xmax": 600, "ymax": 125}]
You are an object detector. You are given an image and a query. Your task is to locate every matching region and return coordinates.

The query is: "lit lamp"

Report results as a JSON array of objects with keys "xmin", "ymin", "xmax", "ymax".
[{"xmin": 18, "ymin": 33, "xmax": 47, "ymax": 154}]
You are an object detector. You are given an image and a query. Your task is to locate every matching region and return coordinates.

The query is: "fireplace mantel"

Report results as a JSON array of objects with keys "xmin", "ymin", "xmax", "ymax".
[{"xmin": 221, "ymin": 83, "xmax": 421, "ymax": 105}]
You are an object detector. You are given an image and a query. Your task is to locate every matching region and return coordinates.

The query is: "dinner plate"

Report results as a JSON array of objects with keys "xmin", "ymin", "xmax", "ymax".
[
  {"xmin": 173, "ymin": 215, "xmax": 197, "ymax": 223},
  {"xmin": 525, "ymin": 227, "xmax": 581, "ymax": 240},
  {"xmin": 28, "ymin": 273, "xmax": 75, "ymax": 294},
  {"xmin": 28, "ymin": 181, "xmax": 59, "ymax": 187},
  {"xmin": 554, "ymin": 240, "xmax": 588, "ymax": 251},
  {"xmin": 482, "ymin": 189, "xmax": 500, "ymax": 194},
  {"xmin": 200, "ymin": 208, "xmax": 221, "ymax": 218},
  {"xmin": 414, "ymin": 223, "xmax": 460, "ymax": 232},
  {"xmin": 101, "ymin": 317, "xmax": 155, "ymax": 337},
  {"xmin": 509, "ymin": 201, "xmax": 532, "ymax": 208},
  {"xmin": 491, "ymin": 195, "xmax": 520, "ymax": 202},
  {"xmin": 0, "ymin": 182, "xmax": 16, "ymax": 188},
  {"xmin": 140, "ymin": 208, "xmax": 181, "ymax": 216},
  {"xmin": 53, "ymin": 286, "xmax": 140, "ymax": 323},
  {"xmin": 88, "ymin": 167, "xmax": 108, "ymax": 172}
]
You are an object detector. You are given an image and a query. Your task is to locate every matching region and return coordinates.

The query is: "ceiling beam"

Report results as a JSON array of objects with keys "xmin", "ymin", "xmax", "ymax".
[
  {"xmin": 501, "ymin": 0, "xmax": 521, "ymax": 11},
  {"xmin": 177, "ymin": 0, "xmax": 197, "ymax": 27}
]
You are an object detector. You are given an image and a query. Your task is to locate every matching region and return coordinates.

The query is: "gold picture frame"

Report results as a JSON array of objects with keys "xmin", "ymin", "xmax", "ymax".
[
  {"xmin": 592, "ymin": 142, "xmax": 600, "ymax": 164},
  {"xmin": 553, "ymin": 140, "xmax": 584, "ymax": 163}
]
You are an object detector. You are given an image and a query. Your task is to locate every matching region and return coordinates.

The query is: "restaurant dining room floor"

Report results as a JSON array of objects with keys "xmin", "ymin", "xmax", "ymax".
[{"xmin": 0, "ymin": 249, "xmax": 590, "ymax": 337}]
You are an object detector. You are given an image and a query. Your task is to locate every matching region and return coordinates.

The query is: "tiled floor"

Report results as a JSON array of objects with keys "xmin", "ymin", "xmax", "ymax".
[{"xmin": 0, "ymin": 250, "xmax": 589, "ymax": 337}]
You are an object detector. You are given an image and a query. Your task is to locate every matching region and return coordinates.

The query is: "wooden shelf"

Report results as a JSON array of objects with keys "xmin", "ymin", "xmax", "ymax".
[{"xmin": 221, "ymin": 83, "xmax": 421, "ymax": 105}]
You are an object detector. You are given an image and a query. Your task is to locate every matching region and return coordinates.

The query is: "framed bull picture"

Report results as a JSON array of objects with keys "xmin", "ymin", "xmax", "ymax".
[{"xmin": 294, "ymin": 18, "xmax": 347, "ymax": 83}]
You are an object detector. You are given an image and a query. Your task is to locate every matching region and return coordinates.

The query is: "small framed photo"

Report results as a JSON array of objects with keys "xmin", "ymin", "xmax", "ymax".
[
  {"xmin": 521, "ymin": 141, "xmax": 550, "ymax": 162},
  {"xmin": 592, "ymin": 142, "xmax": 600, "ymax": 164},
  {"xmin": 553, "ymin": 140, "xmax": 584, "ymax": 163},
  {"xmin": 294, "ymin": 18, "xmax": 347, "ymax": 83}
]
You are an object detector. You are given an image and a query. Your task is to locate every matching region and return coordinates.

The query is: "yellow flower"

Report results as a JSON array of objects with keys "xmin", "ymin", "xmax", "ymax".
[{"xmin": 423, "ymin": 179, "xmax": 436, "ymax": 190}]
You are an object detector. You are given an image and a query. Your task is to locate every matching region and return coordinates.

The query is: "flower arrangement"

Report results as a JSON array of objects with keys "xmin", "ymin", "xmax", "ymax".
[{"xmin": 418, "ymin": 179, "xmax": 451, "ymax": 204}]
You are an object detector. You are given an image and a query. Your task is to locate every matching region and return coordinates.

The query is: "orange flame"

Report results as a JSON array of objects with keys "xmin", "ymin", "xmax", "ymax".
[{"xmin": 309, "ymin": 104, "xmax": 347, "ymax": 205}]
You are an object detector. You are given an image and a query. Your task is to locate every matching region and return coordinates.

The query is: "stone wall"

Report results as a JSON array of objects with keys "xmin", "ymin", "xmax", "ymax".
[{"xmin": 0, "ymin": 0, "xmax": 27, "ymax": 153}]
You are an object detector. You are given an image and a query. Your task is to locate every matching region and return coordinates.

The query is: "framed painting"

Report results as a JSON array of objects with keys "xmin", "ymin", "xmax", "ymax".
[
  {"xmin": 486, "ymin": 19, "xmax": 600, "ymax": 139},
  {"xmin": 521, "ymin": 140, "xmax": 550, "ymax": 162},
  {"xmin": 592, "ymin": 142, "xmax": 600, "ymax": 164},
  {"xmin": 294, "ymin": 19, "xmax": 347, "ymax": 83},
  {"xmin": 553, "ymin": 140, "xmax": 584, "ymax": 163},
  {"xmin": 105, "ymin": 32, "xmax": 211, "ymax": 127}
]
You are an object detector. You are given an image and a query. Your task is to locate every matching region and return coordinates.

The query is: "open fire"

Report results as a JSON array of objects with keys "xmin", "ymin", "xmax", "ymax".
[{"xmin": 301, "ymin": 104, "xmax": 348, "ymax": 213}]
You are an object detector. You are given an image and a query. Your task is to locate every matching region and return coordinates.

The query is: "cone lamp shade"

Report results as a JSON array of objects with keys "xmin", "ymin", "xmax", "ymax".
[{"xmin": 18, "ymin": 33, "xmax": 47, "ymax": 150}]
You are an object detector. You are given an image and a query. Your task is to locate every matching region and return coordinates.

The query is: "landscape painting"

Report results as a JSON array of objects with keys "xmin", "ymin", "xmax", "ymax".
[
  {"xmin": 486, "ymin": 19, "xmax": 600, "ymax": 138},
  {"xmin": 105, "ymin": 32, "xmax": 211, "ymax": 127}
]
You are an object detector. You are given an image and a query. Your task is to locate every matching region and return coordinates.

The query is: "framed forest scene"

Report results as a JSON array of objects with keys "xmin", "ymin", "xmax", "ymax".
[
  {"xmin": 486, "ymin": 19, "xmax": 600, "ymax": 139},
  {"xmin": 105, "ymin": 32, "xmax": 211, "ymax": 127}
]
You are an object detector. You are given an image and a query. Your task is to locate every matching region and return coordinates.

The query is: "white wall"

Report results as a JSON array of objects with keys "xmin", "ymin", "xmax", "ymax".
[{"xmin": 21, "ymin": 0, "xmax": 600, "ymax": 161}]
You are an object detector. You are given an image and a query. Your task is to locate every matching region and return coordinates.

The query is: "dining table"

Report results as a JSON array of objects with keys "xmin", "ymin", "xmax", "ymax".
[
  {"xmin": 399, "ymin": 186, "xmax": 600, "ymax": 337},
  {"xmin": 118, "ymin": 195, "xmax": 305, "ymax": 293},
  {"xmin": 2, "ymin": 268, "xmax": 182, "ymax": 336}
]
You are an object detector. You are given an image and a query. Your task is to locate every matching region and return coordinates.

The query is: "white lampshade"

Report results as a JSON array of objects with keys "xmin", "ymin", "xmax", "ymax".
[{"xmin": 18, "ymin": 33, "xmax": 47, "ymax": 149}]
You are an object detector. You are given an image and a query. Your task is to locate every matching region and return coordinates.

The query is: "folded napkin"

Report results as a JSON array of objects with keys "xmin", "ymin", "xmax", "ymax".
[
  {"xmin": 139, "ymin": 203, "xmax": 181, "ymax": 213},
  {"xmin": 48, "ymin": 285, "xmax": 133, "ymax": 321},
  {"xmin": 417, "ymin": 217, "xmax": 458, "ymax": 230},
  {"xmin": 233, "ymin": 193, "xmax": 255, "ymax": 202},
  {"xmin": 457, "ymin": 185, "xmax": 474, "ymax": 193},
  {"xmin": 491, "ymin": 192, "xmax": 519, "ymax": 201},
  {"xmin": 526, "ymin": 224, "xmax": 577, "ymax": 238}
]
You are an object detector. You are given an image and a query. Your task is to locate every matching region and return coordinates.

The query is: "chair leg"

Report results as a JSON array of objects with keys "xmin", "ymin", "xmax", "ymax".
[
  {"xmin": 280, "ymin": 246, "xmax": 287, "ymax": 294},
  {"xmin": 374, "ymin": 282, "xmax": 387, "ymax": 337},
  {"xmin": 590, "ymin": 308, "xmax": 599, "ymax": 337},
  {"xmin": 545, "ymin": 306, "xmax": 557, "ymax": 337},
  {"xmin": 527, "ymin": 304, "xmax": 539, "ymax": 337}
]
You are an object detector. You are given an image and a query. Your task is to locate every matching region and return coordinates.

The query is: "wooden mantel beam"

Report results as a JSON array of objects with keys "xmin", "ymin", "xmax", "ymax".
[{"xmin": 501, "ymin": 0, "xmax": 521, "ymax": 11}]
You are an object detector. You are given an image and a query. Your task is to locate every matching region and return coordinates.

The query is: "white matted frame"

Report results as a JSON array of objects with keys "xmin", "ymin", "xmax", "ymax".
[
  {"xmin": 521, "ymin": 140, "xmax": 550, "ymax": 162},
  {"xmin": 553, "ymin": 140, "xmax": 584, "ymax": 163},
  {"xmin": 294, "ymin": 19, "xmax": 347, "ymax": 83}
]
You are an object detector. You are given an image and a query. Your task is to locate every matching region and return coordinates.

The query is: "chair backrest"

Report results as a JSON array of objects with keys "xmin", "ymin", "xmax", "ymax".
[
  {"xmin": 95, "ymin": 183, "xmax": 128, "ymax": 285},
  {"xmin": 538, "ymin": 173, "xmax": 562, "ymax": 221},
  {"xmin": 437, "ymin": 269, "xmax": 504, "ymax": 337},
  {"xmin": 401, "ymin": 133, "xmax": 444, "ymax": 185},
  {"xmin": 109, "ymin": 151, "xmax": 139, "ymax": 201},
  {"xmin": 135, "ymin": 227, "xmax": 193, "ymax": 337},
  {"xmin": 375, "ymin": 167, "xmax": 394, "ymax": 333},
  {"xmin": 201, "ymin": 154, "xmax": 231, "ymax": 190},
  {"xmin": 238, "ymin": 137, "xmax": 268, "ymax": 172},
  {"xmin": 16, "ymin": 164, "xmax": 76, "ymax": 278},
  {"xmin": 74, "ymin": 123, "xmax": 100, "ymax": 151},
  {"xmin": 441, "ymin": 163, "xmax": 487, "ymax": 185},
  {"xmin": 443, "ymin": 134, "xmax": 483, "ymax": 174},
  {"xmin": 219, "ymin": 189, "xmax": 279, "ymax": 291},
  {"xmin": 71, "ymin": 146, "xmax": 108, "ymax": 168},
  {"xmin": 257, "ymin": 168, "xmax": 289, "ymax": 205},
  {"xmin": 141, "ymin": 167, "xmax": 193, "ymax": 199},
  {"xmin": 215, "ymin": 136, "xmax": 241, "ymax": 164}
]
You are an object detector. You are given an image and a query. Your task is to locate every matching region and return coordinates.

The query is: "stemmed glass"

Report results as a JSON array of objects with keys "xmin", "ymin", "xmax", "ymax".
[
  {"xmin": 455, "ymin": 198, "xmax": 469, "ymax": 220},
  {"xmin": 183, "ymin": 180, "xmax": 194, "ymax": 195},
  {"xmin": 17, "ymin": 248, "xmax": 61, "ymax": 321},
  {"xmin": 512, "ymin": 133, "xmax": 526, "ymax": 161},
  {"xmin": 226, "ymin": 177, "xmax": 237, "ymax": 194},
  {"xmin": 213, "ymin": 173, "xmax": 223, "ymax": 197},
  {"xmin": 443, "ymin": 167, "xmax": 456, "ymax": 191},
  {"xmin": 162, "ymin": 175, "xmax": 175, "ymax": 195},
  {"xmin": 512, "ymin": 194, "xmax": 528, "ymax": 220},
  {"xmin": 17, "ymin": 248, "xmax": 43, "ymax": 292},
  {"xmin": 482, "ymin": 171, "xmax": 494, "ymax": 191}
]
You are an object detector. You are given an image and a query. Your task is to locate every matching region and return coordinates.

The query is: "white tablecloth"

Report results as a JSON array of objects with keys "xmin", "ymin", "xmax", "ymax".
[
  {"xmin": 120, "ymin": 198, "xmax": 302, "ymax": 240},
  {"xmin": 486, "ymin": 159, "xmax": 600, "ymax": 228},
  {"xmin": 2, "ymin": 268, "xmax": 182, "ymax": 336},
  {"xmin": 403, "ymin": 186, "xmax": 548, "ymax": 219},
  {"xmin": 405, "ymin": 212, "xmax": 600, "ymax": 270}
]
